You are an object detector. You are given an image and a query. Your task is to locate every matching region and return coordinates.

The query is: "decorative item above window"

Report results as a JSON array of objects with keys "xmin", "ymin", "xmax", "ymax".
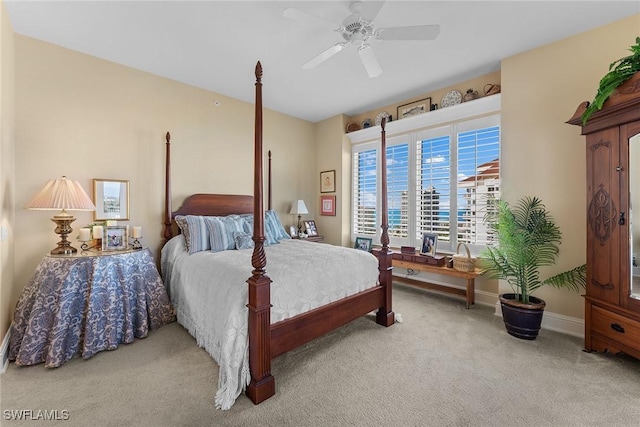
[{"xmin": 397, "ymin": 98, "xmax": 432, "ymax": 120}]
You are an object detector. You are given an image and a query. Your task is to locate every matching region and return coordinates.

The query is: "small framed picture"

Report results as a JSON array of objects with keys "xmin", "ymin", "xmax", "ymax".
[
  {"xmin": 103, "ymin": 226, "xmax": 128, "ymax": 251},
  {"xmin": 320, "ymin": 170, "xmax": 335, "ymax": 193},
  {"xmin": 93, "ymin": 179, "xmax": 130, "ymax": 221},
  {"xmin": 420, "ymin": 232, "xmax": 438, "ymax": 257},
  {"xmin": 303, "ymin": 220, "xmax": 318, "ymax": 236},
  {"xmin": 320, "ymin": 195, "xmax": 336, "ymax": 216},
  {"xmin": 397, "ymin": 97, "xmax": 432, "ymax": 120},
  {"xmin": 354, "ymin": 237, "xmax": 373, "ymax": 252}
]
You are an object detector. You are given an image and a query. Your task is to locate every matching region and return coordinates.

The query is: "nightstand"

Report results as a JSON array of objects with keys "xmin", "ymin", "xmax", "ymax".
[
  {"xmin": 9, "ymin": 248, "xmax": 176, "ymax": 368},
  {"xmin": 292, "ymin": 235, "xmax": 324, "ymax": 243}
]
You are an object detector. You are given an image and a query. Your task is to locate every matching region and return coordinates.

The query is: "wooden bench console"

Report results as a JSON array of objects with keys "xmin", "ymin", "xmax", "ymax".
[{"xmin": 392, "ymin": 255, "xmax": 481, "ymax": 309}]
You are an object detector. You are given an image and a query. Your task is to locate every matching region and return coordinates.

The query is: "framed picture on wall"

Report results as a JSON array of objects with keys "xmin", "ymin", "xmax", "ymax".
[
  {"xmin": 93, "ymin": 179, "xmax": 130, "ymax": 221},
  {"xmin": 320, "ymin": 170, "xmax": 335, "ymax": 193},
  {"xmin": 320, "ymin": 195, "xmax": 336, "ymax": 216}
]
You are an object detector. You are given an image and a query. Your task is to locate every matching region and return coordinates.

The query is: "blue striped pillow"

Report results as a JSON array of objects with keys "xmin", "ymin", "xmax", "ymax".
[
  {"xmin": 266, "ymin": 210, "xmax": 291, "ymax": 241},
  {"xmin": 205, "ymin": 215, "xmax": 247, "ymax": 252},
  {"xmin": 239, "ymin": 213, "xmax": 277, "ymax": 245},
  {"xmin": 175, "ymin": 215, "xmax": 210, "ymax": 254}
]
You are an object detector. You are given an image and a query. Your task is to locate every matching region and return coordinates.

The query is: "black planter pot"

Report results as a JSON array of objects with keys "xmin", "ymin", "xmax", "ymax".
[{"xmin": 499, "ymin": 294, "xmax": 546, "ymax": 340}]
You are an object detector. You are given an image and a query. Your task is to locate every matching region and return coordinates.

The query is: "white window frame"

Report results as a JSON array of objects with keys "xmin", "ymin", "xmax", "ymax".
[{"xmin": 347, "ymin": 95, "xmax": 501, "ymax": 255}]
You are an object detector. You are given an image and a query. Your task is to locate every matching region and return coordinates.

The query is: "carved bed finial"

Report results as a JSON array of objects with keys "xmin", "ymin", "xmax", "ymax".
[
  {"xmin": 166, "ymin": 131, "xmax": 171, "ymax": 143},
  {"xmin": 255, "ymin": 61, "xmax": 263, "ymax": 83}
]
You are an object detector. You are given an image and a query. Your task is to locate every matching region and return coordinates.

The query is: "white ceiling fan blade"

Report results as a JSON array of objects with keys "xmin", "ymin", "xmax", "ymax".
[
  {"xmin": 303, "ymin": 43, "xmax": 346, "ymax": 70},
  {"xmin": 359, "ymin": 1, "xmax": 386, "ymax": 22},
  {"xmin": 358, "ymin": 44, "xmax": 382, "ymax": 78},
  {"xmin": 376, "ymin": 24, "xmax": 441, "ymax": 41},
  {"xmin": 283, "ymin": 7, "xmax": 340, "ymax": 30}
]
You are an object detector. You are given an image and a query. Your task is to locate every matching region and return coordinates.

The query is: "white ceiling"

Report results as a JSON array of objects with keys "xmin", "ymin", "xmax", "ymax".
[{"xmin": 5, "ymin": 1, "xmax": 639, "ymax": 123}]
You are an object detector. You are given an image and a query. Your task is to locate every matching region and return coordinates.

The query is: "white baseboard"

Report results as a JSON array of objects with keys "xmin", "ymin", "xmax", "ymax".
[
  {"xmin": 494, "ymin": 301, "xmax": 584, "ymax": 338},
  {"xmin": 1, "ymin": 324, "xmax": 11, "ymax": 374}
]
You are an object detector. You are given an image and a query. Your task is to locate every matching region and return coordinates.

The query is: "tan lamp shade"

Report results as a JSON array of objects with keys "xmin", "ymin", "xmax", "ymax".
[
  {"xmin": 25, "ymin": 176, "xmax": 96, "ymax": 213},
  {"xmin": 25, "ymin": 176, "xmax": 96, "ymax": 255}
]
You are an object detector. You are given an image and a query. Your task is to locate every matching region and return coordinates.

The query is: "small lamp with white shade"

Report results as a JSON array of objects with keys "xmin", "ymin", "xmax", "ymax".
[{"xmin": 289, "ymin": 200, "xmax": 309, "ymax": 236}]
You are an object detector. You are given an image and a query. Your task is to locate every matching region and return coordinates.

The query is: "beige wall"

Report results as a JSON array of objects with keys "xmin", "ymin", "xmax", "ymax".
[
  {"xmin": 10, "ymin": 36, "xmax": 316, "ymax": 341},
  {"xmin": 314, "ymin": 114, "xmax": 347, "ymax": 245},
  {"xmin": 1, "ymin": 0, "xmax": 16, "ymax": 345},
  {"xmin": 501, "ymin": 13, "xmax": 640, "ymax": 318}
]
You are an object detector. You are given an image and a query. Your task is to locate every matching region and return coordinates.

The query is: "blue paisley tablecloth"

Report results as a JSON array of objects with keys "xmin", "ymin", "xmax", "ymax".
[{"xmin": 9, "ymin": 248, "xmax": 176, "ymax": 368}]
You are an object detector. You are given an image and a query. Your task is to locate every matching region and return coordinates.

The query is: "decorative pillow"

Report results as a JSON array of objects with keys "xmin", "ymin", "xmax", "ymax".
[
  {"xmin": 205, "ymin": 215, "xmax": 248, "ymax": 252},
  {"xmin": 233, "ymin": 231, "xmax": 255, "ymax": 250},
  {"xmin": 239, "ymin": 213, "xmax": 277, "ymax": 245},
  {"xmin": 265, "ymin": 210, "xmax": 291, "ymax": 241},
  {"xmin": 175, "ymin": 215, "xmax": 210, "ymax": 254},
  {"xmin": 239, "ymin": 213, "xmax": 254, "ymax": 234}
]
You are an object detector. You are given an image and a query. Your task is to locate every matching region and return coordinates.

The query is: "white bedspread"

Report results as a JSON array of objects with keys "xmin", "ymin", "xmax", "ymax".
[{"xmin": 161, "ymin": 236, "xmax": 379, "ymax": 410}]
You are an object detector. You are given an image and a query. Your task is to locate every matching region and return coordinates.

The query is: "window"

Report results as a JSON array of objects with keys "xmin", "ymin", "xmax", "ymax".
[{"xmin": 350, "ymin": 98, "xmax": 500, "ymax": 254}]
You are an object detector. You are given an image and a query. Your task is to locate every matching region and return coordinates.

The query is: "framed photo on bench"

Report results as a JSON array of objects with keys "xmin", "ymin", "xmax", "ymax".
[
  {"xmin": 354, "ymin": 237, "xmax": 373, "ymax": 252},
  {"xmin": 420, "ymin": 233, "xmax": 438, "ymax": 257}
]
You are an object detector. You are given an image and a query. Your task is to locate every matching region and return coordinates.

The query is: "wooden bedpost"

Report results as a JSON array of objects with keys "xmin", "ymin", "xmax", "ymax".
[
  {"xmin": 376, "ymin": 118, "xmax": 395, "ymax": 327},
  {"xmin": 267, "ymin": 150, "xmax": 272, "ymax": 211},
  {"xmin": 246, "ymin": 61, "xmax": 275, "ymax": 405},
  {"xmin": 163, "ymin": 131, "xmax": 173, "ymax": 243}
]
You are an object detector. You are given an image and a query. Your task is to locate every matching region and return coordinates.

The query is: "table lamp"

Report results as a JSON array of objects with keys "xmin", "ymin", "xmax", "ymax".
[
  {"xmin": 25, "ymin": 176, "xmax": 97, "ymax": 255},
  {"xmin": 289, "ymin": 199, "xmax": 308, "ymax": 235}
]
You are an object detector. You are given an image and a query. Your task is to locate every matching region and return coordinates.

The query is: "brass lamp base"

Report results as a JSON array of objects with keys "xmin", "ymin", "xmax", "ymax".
[{"xmin": 50, "ymin": 215, "xmax": 78, "ymax": 255}]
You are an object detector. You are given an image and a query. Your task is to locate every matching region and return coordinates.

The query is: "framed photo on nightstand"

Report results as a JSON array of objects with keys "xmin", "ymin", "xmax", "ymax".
[
  {"xmin": 103, "ymin": 226, "xmax": 128, "ymax": 251},
  {"xmin": 303, "ymin": 220, "xmax": 318, "ymax": 236}
]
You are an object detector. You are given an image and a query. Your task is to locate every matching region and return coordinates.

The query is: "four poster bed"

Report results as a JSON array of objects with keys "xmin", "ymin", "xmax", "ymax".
[{"xmin": 160, "ymin": 62, "xmax": 393, "ymax": 410}]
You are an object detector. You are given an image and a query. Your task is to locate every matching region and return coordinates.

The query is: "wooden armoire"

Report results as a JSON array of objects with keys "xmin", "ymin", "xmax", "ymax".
[{"xmin": 567, "ymin": 72, "xmax": 640, "ymax": 360}]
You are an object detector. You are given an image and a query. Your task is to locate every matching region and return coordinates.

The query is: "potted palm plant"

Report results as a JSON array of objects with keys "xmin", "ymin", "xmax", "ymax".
[{"xmin": 480, "ymin": 196, "xmax": 586, "ymax": 340}]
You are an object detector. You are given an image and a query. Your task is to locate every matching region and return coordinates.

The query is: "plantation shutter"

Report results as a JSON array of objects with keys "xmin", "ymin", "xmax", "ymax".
[
  {"xmin": 353, "ymin": 145, "xmax": 377, "ymax": 237},
  {"xmin": 457, "ymin": 124, "xmax": 501, "ymax": 247}
]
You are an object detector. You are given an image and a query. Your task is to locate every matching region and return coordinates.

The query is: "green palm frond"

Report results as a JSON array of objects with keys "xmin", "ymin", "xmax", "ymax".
[
  {"xmin": 582, "ymin": 37, "xmax": 640, "ymax": 125},
  {"xmin": 480, "ymin": 196, "xmax": 586, "ymax": 304}
]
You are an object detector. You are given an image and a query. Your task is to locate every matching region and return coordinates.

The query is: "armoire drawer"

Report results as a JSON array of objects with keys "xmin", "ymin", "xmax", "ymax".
[{"xmin": 591, "ymin": 305, "xmax": 640, "ymax": 350}]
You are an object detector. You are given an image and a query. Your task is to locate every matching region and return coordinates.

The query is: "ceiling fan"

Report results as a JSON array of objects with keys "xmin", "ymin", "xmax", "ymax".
[{"xmin": 283, "ymin": 0, "xmax": 440, "ymax": 78}]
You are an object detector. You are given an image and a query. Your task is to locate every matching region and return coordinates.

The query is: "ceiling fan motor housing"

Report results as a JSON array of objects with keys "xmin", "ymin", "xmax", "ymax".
[{"xmin": 342, "ymin": 18, "xmax": 374, "ymax": 42}]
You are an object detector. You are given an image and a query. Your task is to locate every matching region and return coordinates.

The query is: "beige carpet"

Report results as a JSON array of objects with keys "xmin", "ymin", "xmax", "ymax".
[{"xmin": 2, "ymin": 285, "xmax": 640, "ymax": 427}]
